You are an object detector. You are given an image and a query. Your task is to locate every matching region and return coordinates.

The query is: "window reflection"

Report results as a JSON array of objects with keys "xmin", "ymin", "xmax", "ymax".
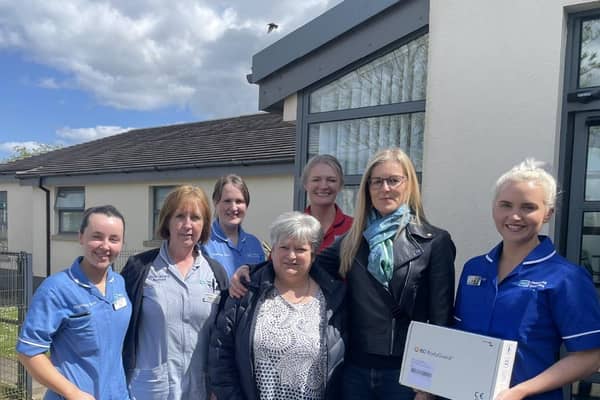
[
  {"xmin": 586, "ymin": 126, "xmax": 600, "ymax": 201},
  {"xmin": 308, "ymin": 113, "xmax": 424, "ymax": 175},
  {"xmin": 581, "ymin": 212, "xmax": 600, "ymax": 286},
  {"xmin": 579, "ymin": 18, "xmax": 600, "ymax": 88},
  {"xmin": 310, "ymin": 35, "xmax": 428, "ymax": 113}
]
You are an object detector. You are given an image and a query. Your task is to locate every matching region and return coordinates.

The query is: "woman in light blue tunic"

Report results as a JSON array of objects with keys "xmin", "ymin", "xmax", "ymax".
[
  {"xmin": 17, "ymin": 205, "xmax": 131, "ymax": 400},
  {"xmin": 122, "ymin": 185, "xmax": 228, "ymax": 400}
]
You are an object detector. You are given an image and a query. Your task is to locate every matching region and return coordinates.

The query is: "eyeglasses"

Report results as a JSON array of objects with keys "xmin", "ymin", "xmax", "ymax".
[{"xmin": 368, "ymin": 176, "xmax": 407, "ymax": 189}]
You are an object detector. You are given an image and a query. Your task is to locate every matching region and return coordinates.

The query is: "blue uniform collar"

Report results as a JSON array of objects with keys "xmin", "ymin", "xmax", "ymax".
[
  {"xmin": 211, "ymin": 219, "xmax": 248, "ymax": 244},
  {"xmin": 158, "ymin": 240, "xmax": 203, "ymax": 270},
  {"xmin": 67, "ymin": 257, "xmax": 115, "ymax": 289},
  {"xmin": 485, "ymin": 236, "xmax": 556, "ymax": 266}
]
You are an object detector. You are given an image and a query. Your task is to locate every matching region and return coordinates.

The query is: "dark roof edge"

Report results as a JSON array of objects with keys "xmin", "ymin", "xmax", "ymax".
[
  {"xmin": 16, "ymin": 161, "xmax": 295, "ymax": 186},
  {"xmin": 13, "ymin": 157, "xmax": 295, "ymax": 180},
  {"xmin": 249, "ymin": 0, "xmax": 402, "ymax": 83}
]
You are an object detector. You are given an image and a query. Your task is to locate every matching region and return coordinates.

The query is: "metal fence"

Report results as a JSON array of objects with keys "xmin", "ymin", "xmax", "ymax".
[
  {"xmin": 113, "ymin": 248, "xmax": 147, "ymax": 273},
  {"xmin": 0, "ymin": 252, "xmax": 32, "ymax": 400}
]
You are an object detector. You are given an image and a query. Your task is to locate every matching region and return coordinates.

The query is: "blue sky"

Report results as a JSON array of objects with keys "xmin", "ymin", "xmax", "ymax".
[{"xmin": 0, "ymin": 0, "xmax": 341, "ymax": 160}]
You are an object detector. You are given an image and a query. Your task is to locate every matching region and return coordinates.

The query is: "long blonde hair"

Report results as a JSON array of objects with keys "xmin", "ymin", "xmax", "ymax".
[{"xmin": 339, "ymin": 148, "xmax": 426, "ymax": 277}]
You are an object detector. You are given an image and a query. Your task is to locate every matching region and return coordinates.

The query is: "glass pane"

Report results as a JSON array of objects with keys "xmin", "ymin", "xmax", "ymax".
[
  {"xmin": 586, "ymin": 126, "xmax": 600, "ymax": 200},
  {"xmin": 310, "ymin": 34, "xmax": 428, "ymax": 113},
  {"xmin": 153, "ymin": 186, "xmax": 175, "ymax": 239},
  {"xmin": 154, "ymin": 187, "xmax": 174, "ymax": 211},
  {"xmin": 337, "ymin": 186, "xmax": 358, "ymax": 217},
  {"xmin": 60, "ymin": 211, "xmax": 83, "ymax": 233},
  {"xmin": 581, "ymin": 212, "xmax": 600, "ymax": 287},
  {"xmin": 579, "ymin": 18, "xmax": 600, "ymax": 88},
  {"xmin": 56, "ymin": 188, "xmax": 84, "ymax": 208},
  {"xmin": 308, "ymin": 113, "xmax": 424, "ymax": 175}
]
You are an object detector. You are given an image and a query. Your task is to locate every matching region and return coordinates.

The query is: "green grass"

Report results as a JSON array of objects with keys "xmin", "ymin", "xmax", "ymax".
[{"xmin": 0, "ymin": 307, "xmax": 18, "ymax": 360}]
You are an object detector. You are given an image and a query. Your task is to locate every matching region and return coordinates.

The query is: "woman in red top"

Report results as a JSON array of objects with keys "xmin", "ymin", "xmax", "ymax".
[{"xmin": 302, "ymin": 155, "xmax": 353, "ymax": 251}]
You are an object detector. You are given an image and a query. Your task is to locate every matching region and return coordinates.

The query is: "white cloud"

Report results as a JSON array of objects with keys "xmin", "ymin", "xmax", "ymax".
[
  {"xmin": 37, "ymin": 77, "xmax": 59, "ymax": 89},
  {"xmin": 57, "ymin": 126, "xmax": 132, "ymax": 142},
  {"xmin": 0, "ymin": 0, "xmax": 342, "ymax": 118}
]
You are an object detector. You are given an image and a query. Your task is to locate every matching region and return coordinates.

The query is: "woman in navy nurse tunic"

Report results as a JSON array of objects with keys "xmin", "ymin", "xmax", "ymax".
[
  {"xmin": 16, "ymin": 205, "xmax": 131, "ymax": 400},
  {"xmin": 454, "ymin": 159, "xmax": 600, "ymax": 400}
]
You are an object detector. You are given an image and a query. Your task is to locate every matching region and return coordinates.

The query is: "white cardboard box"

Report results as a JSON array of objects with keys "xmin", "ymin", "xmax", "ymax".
[{"xmin": 399, "ymin": 321, "xmax": 517, "ymax": 400}]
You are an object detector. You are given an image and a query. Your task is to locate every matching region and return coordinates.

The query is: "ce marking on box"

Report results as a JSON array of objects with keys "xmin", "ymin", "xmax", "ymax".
[{"xmin": 474, "ymin": 392, "xmax": 486, "ymax": 400}]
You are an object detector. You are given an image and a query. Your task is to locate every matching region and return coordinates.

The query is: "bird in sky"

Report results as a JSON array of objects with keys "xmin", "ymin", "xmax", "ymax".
[{"xmin": 267, "ymin": 22, "xmax": 279, "ymax": 33}]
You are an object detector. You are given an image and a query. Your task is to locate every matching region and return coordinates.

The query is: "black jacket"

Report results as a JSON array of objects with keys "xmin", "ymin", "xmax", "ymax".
[
  {"xmin": 120, "ymin": 246, "xmax": 229, "ymax": 378},
  {"xmin": 208, "ymin": 261, "xmax": 346, "ymax": 400},
  {"xmin": 317, "ymin": 220, "xmax": 456, "ymax": 368}
]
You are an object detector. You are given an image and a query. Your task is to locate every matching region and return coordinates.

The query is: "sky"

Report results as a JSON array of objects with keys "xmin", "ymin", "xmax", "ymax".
[{"xmin": 0, "ymin": 0, "xmax": 342, "ymax": 160}]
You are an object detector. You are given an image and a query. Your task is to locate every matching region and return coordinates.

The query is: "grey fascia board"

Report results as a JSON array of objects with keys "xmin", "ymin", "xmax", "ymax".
[
  {"xmin": 250, "ymin": 0, "xmax": 404, "ymax": 83},
  {"xmin": 14, "ymin": 162, "xmax": 295, "ymax": 186},
  {"xmin": 0, "ymin": 174, "xmax": 20, "ymax": 183},
  {"xmin": 13, "ymin": 157, "xmax": 295, "ymax": 178},
  {"xmin": 255, "ymin": 0, "xmax": 429, "ymax": 111}
]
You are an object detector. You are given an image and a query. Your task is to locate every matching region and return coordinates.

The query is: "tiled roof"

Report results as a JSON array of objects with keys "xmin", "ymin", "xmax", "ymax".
[{"xmin": 0, "ymin": 113, "xmax": 295, "ymax": 178}]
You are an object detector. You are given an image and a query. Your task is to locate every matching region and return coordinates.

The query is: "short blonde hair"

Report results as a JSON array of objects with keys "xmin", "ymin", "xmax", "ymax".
[
  {"xmin": 156, "ymin": 185, "xmax": 212, "ymax": 243},
  {"xmin": 494, "ymin": 158, "xmax": 557, "ymax": 209}
]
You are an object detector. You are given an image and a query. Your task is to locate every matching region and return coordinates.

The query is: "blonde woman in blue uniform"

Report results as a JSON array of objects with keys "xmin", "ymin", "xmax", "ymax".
[{"xmin": 454, "ymin": 159, "xmax": 600, "ymax": 400}]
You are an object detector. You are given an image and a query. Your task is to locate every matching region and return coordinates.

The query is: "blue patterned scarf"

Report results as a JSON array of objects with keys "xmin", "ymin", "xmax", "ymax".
[{"xmin": 363, "ymin": 204, "xmax": 411, "ymax": 287}]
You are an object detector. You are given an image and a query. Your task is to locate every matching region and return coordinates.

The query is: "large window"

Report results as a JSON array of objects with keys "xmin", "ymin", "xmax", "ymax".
[
  {"xmin": 299, "ymin": 32, "xmax": 428, "ymax": 214},
  {"xmin": 309, "ymin": 34, "xmax": 427, "ymax": 113},
  {"xmin": 562, "ymin": 10, "xmax": 600, "ymax": 398},
  {"xmin": 152, "ymin": 186, "xmax": 175, "ymax": 239},
  {"xmin": 56, "ymin": 187, "xmax": 84, "ymax": 234},
  {"xmin": 0, "ymin": 191, "xmax": 6, "ymax": 251}
]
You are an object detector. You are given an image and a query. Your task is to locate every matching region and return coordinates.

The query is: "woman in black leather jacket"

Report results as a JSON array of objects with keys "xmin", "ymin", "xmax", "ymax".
[{"xmin": 316, "ymin": 148, "xmax": 455, "ymax": 400}]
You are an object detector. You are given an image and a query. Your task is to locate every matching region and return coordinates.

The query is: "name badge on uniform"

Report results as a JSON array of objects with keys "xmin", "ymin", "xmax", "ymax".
[
  {"xmin": 466, "ymin": 275, "xmax": 484, "ymax": 286},
  {"xmin": 113, "ymin": 296, "xmax": 128, "ymax": 310},
  {"xmin": 203, "ymin": 293, "xmax": 221, "ymax": 304}
]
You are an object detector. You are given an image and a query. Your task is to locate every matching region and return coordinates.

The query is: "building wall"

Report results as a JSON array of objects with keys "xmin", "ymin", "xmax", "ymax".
[
  {"xmin": 2, "ymin": 183, "xmax": 34, "ymax": 254},
  {"xmin": 283, "ymin": 94, "xmax": 298, "ymax": 121},
  {"xmin": 0, "ymin": 182, "xmax": 48, "ymax": 277},
  {"xmin": 3, "ymin": 174, "xmax": 293, "ymax": 276},
  {"xmin": 422, "ymin": 0, "xmax": 596, "ymax": 273},
  {"xmin": 278, "ymin": 0, "xmax": 597, "ymax": 279}
]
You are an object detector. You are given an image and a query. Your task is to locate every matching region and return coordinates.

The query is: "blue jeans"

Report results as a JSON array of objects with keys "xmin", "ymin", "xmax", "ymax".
[{"xmin": 342, "ymin": 363, "xmax": 415, "ymax": 400}]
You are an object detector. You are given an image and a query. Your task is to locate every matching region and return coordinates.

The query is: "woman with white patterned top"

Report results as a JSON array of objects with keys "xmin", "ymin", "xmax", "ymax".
[{"xmin": 209, "ymin": 211, "xmax": 346, "ymax": 400}]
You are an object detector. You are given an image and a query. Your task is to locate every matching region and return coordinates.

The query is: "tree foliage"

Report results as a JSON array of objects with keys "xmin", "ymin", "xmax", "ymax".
[{"xmin": 3, "ymin": 143, "xmax": 62, "ymax": 163}]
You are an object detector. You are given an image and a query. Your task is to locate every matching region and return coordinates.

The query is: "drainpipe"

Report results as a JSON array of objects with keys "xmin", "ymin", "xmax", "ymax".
[{"xmin": 38, "ymin": 178, "xmax": 51, "ymax": 277}]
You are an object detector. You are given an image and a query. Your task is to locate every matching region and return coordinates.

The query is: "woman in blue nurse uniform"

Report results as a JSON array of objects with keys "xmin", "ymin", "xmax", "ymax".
[
  {"xmin": 204, "ymin": 174, "xmax": 265, "ymax": 277},
  {"xmin": 16, "ymin": 205, "xmax": 131, "ymax": 400},
  {"xmin": 454, "ymin": 159, "xmax": 600, "ymax": 400},
  {"xmin": 121, "ymin": 185, "xmax": 228, "ymax": 399}
]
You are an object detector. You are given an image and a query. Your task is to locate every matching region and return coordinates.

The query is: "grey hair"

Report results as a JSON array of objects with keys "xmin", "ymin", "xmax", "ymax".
[
  {"xmin": 494, "ymin": 158, "xmax": 557, "ymax": 209},
  {"xmin": 269, "ymin": 211, "xmax": 324, "ymax": 255}
]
